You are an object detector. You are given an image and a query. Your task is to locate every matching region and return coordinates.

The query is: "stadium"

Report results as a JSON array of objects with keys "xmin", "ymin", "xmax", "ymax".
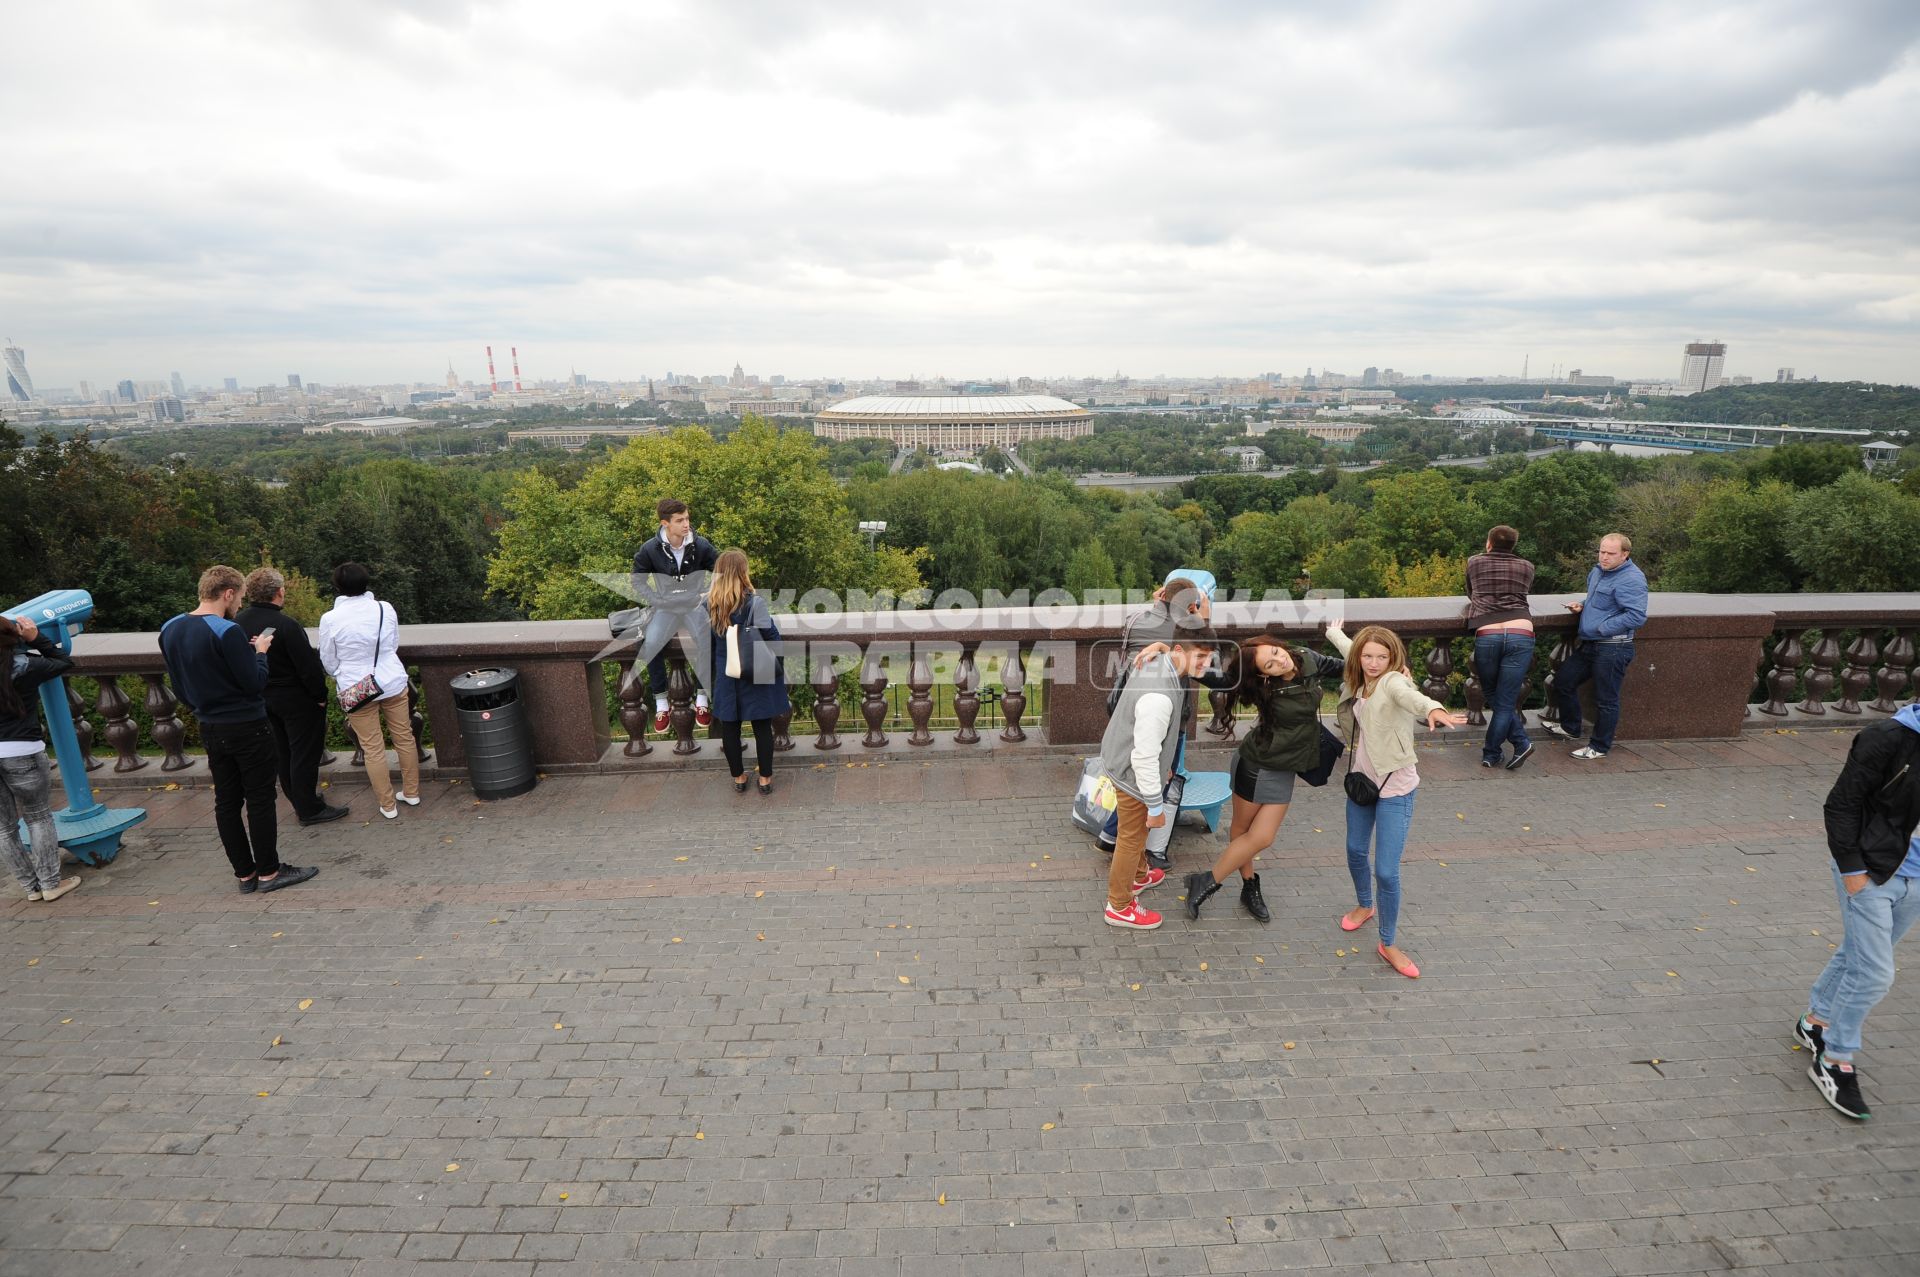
[{"xmin": 811, "ymin": 395, "xmax": 1094, "ymax": 451}]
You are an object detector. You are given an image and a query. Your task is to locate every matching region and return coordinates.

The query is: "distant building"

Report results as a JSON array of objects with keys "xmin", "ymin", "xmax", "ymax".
[
  {"xmin": 288, "ymin": 374, "xmax": 303, "ymax": 391},
  {"xmin": 729, "ymin": 363, "xmax": 747, "ymax": 388},
  {"xmin": 1251, "ymin": 421, "xmax": 1370, "ymax": 444},
  {"xmin": 1678, "ymin": 342, "xmax": 1726, "ymax": 394},
  {"xmin": 813, "ymin": 395, "xmax": 1093, "ymax": 451},
  {"xmin": 1860, "ymin": 440, "xmax": 1902, "ymax": 471},
  {"xmin": 1776, "ymin": 367, "xmax": 1795, "ymax": 382},
  {"xmin": 1362, "ymin": 367, "xmax": 1379, "ymax": 387},
  {"xmin": 3, "ymin": 342, "xmax": 32, "ymax": 401},
  {"xmin": 728, "ymin": 398, "xmax": 812, "ymax": 417},
  {"xmin": 223, "ymin": 377, "xmax": 240, "ymax": 392},
  {"xmin": 1220, "ymin": 445, "xmax": 1267, "ymax": 470},
  {"xmin": 505, "ymin": 425, "xmax": 668, "ymax": 450},
  {"xmin": 1565, "ymin": 369, "xmax": 1616, "ymax": 386},
  {"xmin": 301, "ymin": 416, "xmax": 426, "ymax": 436},
  {"xmin": 170, "ymin": 371, "xmax": 186, "ymax": 397},
  {"xmin": 150, "ymin": 396, "xmax": 185, "ymax": 423},
  {"xmin": 117, "ymin": 379, "xmax": 137, "ymax": 403}
]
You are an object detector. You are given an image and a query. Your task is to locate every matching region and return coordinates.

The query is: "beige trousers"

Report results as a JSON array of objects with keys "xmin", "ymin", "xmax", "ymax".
[{"xmin": 346, "ymin": 692, "xmax": 420, "ymax": 811}]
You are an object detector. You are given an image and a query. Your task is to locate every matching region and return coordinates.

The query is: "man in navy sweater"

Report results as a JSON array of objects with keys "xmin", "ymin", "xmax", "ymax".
[{"xmin": 159, "ymin": 565, "xmax": 318, "ymax": 893}]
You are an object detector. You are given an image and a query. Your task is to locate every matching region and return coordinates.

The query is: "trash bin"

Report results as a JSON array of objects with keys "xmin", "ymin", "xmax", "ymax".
[{"xmin": 450, "ymin": 667, "xmax": 537, "ymax": 799}]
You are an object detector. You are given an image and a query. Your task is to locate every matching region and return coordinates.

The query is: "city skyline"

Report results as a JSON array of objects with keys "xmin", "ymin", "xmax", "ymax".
[{"xmin": 3, "ymin": 2, "xmax": 1917, "ymax": 387}]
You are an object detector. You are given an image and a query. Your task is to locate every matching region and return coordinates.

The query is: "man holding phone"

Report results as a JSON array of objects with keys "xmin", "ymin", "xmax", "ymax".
[
  {"xmin": 161, "ymin": 565, "xmax": 318, "ymax": 893},
  {"xmin": 238, "ymin": 567, "xmax": 348, "ymax": 827},
  {"xmin": 1546, "ymin": 533, "xmax": 1647, "ymax": 760}
]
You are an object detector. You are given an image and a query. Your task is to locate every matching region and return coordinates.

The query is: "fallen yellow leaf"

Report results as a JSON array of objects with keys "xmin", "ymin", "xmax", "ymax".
[
  {"xmin": 1129, "ymin": 983, "xmax": 1141, "ymax": 991},
  {"xmin": 558, "ymin": 1192, "xmax": 569, "ymax": 1201},
  {"xmin": 1254, "ymin": 956, "xmax": 1265, "ymax": 965},
  {"xmin": 755, "ymin": 932, "xmax": 765, "ymax": 941},
  {"xmin": 1522, "ymin": 826, "xmax": 1531, "ymax": 832},
  {"xmin": 1666, "ymin": 972, "xmax": 1679, "ymax": 978},
  {"xmin": 1336, "ymin": 949, "xmax": 1346, "ymax": 957},
  {"xmin": 60, "ymin": 1018, "xmax": 72, "ymax": 1024},
  {"xmin": 898, "ymin": 976, "xmax": 912, "ymax": 984},
  {"xmin": 1283, "ymin": 1042, "xmax": 1295, "ymax": 1050},
  {"xmin": 489, "ymin": 918, "xmax": 502, "ymax": 924},
  {"xmin": 671, "ymin": 937, "xmax": 683, "ymax": 943},
  {"xmin": 694, "ymin": 1131, "xmax": 704, "ymax": 1140},
  {"xmin": 937, "ymin": 1192, "xmax": 946, "ymax": 1206},
  {"xmin": 1029, "ymin": 862, "xmax": 1038, "ymax": 868},
  {"xmin": 674, "ymin": 856, "xmax": 689, "ymax": 862},
  {"xmin": 25, "ymin": 958, "xmax": 38, "ymax": 967},
  {"xmin": 1654, "ymin": 803, "xmax": 1667, "ymax": 808},
  {"xmin": 554, "ymin": 1023, "xmax": 564, "ymax": 1030},
  {"xmin": 272, "ymin": 932, "xmax": 283, "ymax": 938},
  {"xmin": 887, "ymin": 923, "xmax": 897, "ymax": 928},
  {"xmin": 445, "ymin": 1163, "xmax": 460, "ymax": 1172},
  {"xmin": 257, "ymin": 1091, "xmax": 269, "ymax": 1098},
  {"xmin": 1198, "ymin": 962, "xmax": 1209, "ymax": 971},
  {"xmin": 270, "ymin": 1036, "xmax": 281, "ymax": 1047},
  {"xmin": 1436, "ymin": 860, "xmax": 1448, "ymax": 867},
  {"xmin": 1812, "ymin": 930, "xmax": 1820, "ymax": 936},
  {"xmin": 164, "ymin": 782, "xmax": 179, "ymax": 792},
  {"xmin": 1042, "ymin": 1122, "xmax": 1055, "ymax": 1130},
  {"xmin": 297, "ymin": 999, "xmax": 313, "ymax": 1011},
  {"xmin": 1651, "ymin": 1058, "xmax": 1661, "ymax": 1065},
  {"xmin": 754, "ymin": 891, "xmax": 765, "ymax": 898},
  {"xmin": 483, "ymin": 1070, "xmax": 492, "ymax": 1076},
  {"xmin": 1042, "ymin": 854, "xmax": 1051, "ymax": 860},
  {"xmin": 1456, "ymin": 812, "xmax": 1465, "ymax": 820},
  {"xmin": 1745, "ymin": 866, "xmax": 1757, "ymax": 873},
  {"xmin": 149, "ymin": 900, "xmax": 159, "ymax": 906}
]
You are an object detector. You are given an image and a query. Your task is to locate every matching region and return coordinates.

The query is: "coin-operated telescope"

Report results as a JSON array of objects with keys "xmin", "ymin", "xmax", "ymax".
[{"xmin": 5, "ymin": 589, "xmax": 146, "ymax": 863}]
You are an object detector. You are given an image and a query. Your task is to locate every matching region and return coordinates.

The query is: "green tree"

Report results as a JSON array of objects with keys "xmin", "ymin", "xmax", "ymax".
[
  {"xmin": 1785, "ymin": 473, "xmax": 1920, "ymax": 592},
  {"xmin": 1748, "ymin": 442, "xmax": 1861, "ymax": 490},
  {"xmin": 1484, "ymin": 453, "xmax": 1619, "ymax": 589},
  {"xmin": 1304, "ymin": 537, "xmax": 1390, "ymax": 599},
  {"xmin": 1207, "ymin": 512, "xmax": 1305, "ymax": 595},
  {"xmin": 1064, "ymin": 540, "xmax": 1121, "ymax": 601},
  {"xmin": 1382, "ymin": 553, "xmax": 1468, "ymax": 597},
  {"xmin": 1664, "ymin": 479, "xmax": 1797, "ymax": 592},
  {"xmin": 1362, "ymin": 470, "xmax": 1484, "ymax": 565},
  {"xmin": 1610, "ymin": 472, "xmax": 1712, "ymax": 584}
]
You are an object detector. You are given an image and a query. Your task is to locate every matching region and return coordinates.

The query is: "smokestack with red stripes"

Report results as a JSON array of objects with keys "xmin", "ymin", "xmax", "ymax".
[
  {"xmin": 485, "ymin": 345, "xmax": 497, "ymax": 392},
  {"xmin": 511, "ymin": 346, "xmax": 522, "ymax": 392}
]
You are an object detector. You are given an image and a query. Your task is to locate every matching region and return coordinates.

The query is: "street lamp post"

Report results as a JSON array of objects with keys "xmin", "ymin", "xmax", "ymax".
[{"xmin": 858, "ymin": 520, "xmax": 888, "ymax": 554}]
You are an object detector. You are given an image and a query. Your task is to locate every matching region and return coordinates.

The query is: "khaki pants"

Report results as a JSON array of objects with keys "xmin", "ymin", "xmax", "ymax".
[
  {"xmin": 1106, "ymin": 792, "xmax": 1150, "ymax": 911},
  {"xmin": 346, "ymin": 692, "xmax": 420, "ymax": 811}
]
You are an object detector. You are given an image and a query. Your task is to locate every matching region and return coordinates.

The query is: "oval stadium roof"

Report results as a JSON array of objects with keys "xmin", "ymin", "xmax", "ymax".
[{"xmin": 817, "ymin": 395, "xmax": 1089, "ymax": 420}]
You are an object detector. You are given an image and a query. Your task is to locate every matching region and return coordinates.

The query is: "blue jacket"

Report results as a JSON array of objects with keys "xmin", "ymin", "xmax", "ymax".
[
  {"xmin": 159, "ymin": 612, "xmax": 268, "ymax": 724},
  {"xmin": 708, "ymin": 593, "xmax": 788, "ymax": 722},
  {"xmin": 1577, "ymin": 558, "xmax": 1648, "ymax": 641}
]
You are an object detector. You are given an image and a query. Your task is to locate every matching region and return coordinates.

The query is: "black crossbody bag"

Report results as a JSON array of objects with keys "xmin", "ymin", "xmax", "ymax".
[{"xmin": 1342, "ymin": 719, "xmax": 1394, "ymax": 807}]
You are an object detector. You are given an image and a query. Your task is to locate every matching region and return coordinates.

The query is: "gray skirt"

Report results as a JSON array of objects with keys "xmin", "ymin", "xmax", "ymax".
[{"xmin": 1231, "ymin": 757, "xmax": 1297, "ymax": 805}]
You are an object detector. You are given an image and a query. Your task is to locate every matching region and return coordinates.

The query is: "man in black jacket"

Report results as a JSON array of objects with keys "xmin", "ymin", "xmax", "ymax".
[
  {"xmin": 631, "ymin": 498, "xmax": 719, "ymax": 734},
  {"xmin": 238, "ymin": 568, "xmax": 349, "ymax": 826},
  {"xmin": 1796, "ymin": 706, "xmax": 1920, "ymax": 1121}
]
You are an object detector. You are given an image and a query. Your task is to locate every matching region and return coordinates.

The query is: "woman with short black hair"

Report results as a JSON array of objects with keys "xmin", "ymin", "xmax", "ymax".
[{"xmin": 319, "ymin": 563, "xmax": 420, "ymax": 820}]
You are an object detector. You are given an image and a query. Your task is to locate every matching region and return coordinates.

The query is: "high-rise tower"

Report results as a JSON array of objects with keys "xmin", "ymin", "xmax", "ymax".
[
  {"xmin": 4, "ymin": 341, "xmax": 34, "ymax": 401},
  {"xmin": 1679, "ymin": 342, "xmax": 1726, "ymax": 393}
]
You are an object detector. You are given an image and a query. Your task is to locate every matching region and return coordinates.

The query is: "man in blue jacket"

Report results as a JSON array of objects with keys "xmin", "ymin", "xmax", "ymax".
[{"xmin": 1547, "ymin": 532, "xmax": 1647, "ymax": 760}]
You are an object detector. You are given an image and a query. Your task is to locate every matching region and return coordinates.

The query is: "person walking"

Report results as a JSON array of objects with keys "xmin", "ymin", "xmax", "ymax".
[
  {"xmin": 237, "ymin": 567, "xmax": 349, "ymax": 826},
  {"xmin": 1795, "ymin": 704, "xmax": 1920, "ymax": 1121},
  {"xmin": 318, "ymin": 562, "xmax": 419, "ymax": 821},
  {"xmin": 0, "ymin": 614, "xmax": 81, "ymax": 902},
  {"xmin": 1466, "ymin": 524, "xmax": 1537, "ymax": 770},
  {"xmin": 1097, "ymin": 628, "xmax": 1219, "ymax": 931},
  {"xmin": 1326, "ymin": 622, "xmax": 1466, "ymax": 978},
  {"xmin": 1546, "ymin": 533, "xmax": 1647, "ymax": 760},
  {"xmin": 706, "ymin": 549, "xmax": 786, "ymax": 797},
  {"xmin": 160, "ymin": 565, "xmax": 318, "ymax": 893},
  {"xmin": 632, "ymin": 498, "xmax": 719, "ymax": 735},
  {"xmin": 1183, "ymin": 633, "xmax": 1344, "ymax": 925}
]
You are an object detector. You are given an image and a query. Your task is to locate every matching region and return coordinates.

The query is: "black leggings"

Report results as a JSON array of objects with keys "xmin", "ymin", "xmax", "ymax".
[{"xmin": 720, "ymin": 718, "xmax": 775, "ymax": 778}]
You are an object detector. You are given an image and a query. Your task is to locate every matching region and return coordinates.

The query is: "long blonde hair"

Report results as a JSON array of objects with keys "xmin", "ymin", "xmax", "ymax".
[
  {"xmin": 1341, "ymin": 625, "xmax": 1410, "ymax": 698},
  {"xmin": 707, "ymin": 549, "xmax": 753, "ymax": 628}
]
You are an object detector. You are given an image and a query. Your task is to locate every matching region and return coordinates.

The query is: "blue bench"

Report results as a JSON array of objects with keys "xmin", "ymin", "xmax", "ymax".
[{"xmin": 1179, "ymin": 770, "xmax": 1232, "ymax": 832}]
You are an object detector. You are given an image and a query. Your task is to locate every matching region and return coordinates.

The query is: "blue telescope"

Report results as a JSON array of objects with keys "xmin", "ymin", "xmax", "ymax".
[{"xmin": 7, "ymin": 589, "xmax": 146, "ymax": 863}]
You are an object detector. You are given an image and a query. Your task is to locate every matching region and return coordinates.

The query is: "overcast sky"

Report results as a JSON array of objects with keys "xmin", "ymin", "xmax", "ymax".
[{"xmin": 5, "ymin": 0, "xmax": 1918, "ymax": 389}]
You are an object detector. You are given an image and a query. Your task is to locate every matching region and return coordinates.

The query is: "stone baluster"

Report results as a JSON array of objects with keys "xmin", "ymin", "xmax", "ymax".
[
  {"xmin": 1757, "ymin": 629, "xmax": 1805, "ymax": 717},
  {"xmin": 1870, "ymin": 629, "xmax": 1915, "ymax": 713},
  {"xmin": 1538, "ymin": 633, "xmax": 1574, "ymax": 725},
  {"xmin": 1837, "ymin": 632, "xmax": 1879, "ymax": 715},
  {"xmin": 142, "ymin": 673, "xmax": 191, "ymax": 771},
  {"xmin": 97, "ymin": 676, "xmax": 146, "ymax": 772},
  {"xmin": 1206, "ymin": 688, "xmax": 1237, "ymax": 739},
  {"xmin": 351, "ymin": 736, "xmax": 366, "ymax": 768},
  {"xmin": 67, "ymin": 682, "xmax": 102, "ymax": 771},
  {"xmin": 617, "ymin": 662, "xmax": 653, "ymax": 757},
  {"xmin": 1464, "ymin": 651, "xmax": 1487, "ymax": 727},
  {"xmin": 1797, "ymin": 631, "xmax": 1842, "ymax": 715},
  {"xmin": 906, "ymin": 650, "xmax": 934, "ymax": 746},
  {"xmin": 667, "ymin": 663, "xmax": 700, "ymax": 755},
  {"xmin": 408, "ymin": 680, "xmax": 431, "ymax": 764},
  {"xmin": 773, "ymin": 694, "xmax": 796, "ymax": 751},
  {"xmin": 1420, "ymin": 638, "xmax": 1454, "ymax": 706},
  {"xmin": 999, "ymin": 646, "xmax": 1029, "ymax": 743},
  {"xmin": 953, "ymin": 643, "xmax": 982, "ymax": 744},
  {"xmin": 810, "ymin": 652, "xmax": 842, "ymax": 750},
  {"xmin": 859, "ymin": 644, "xmax": 889, "ymax": 748}
]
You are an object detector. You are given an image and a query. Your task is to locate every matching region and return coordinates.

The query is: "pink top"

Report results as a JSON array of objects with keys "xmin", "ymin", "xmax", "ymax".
[{"xmin": 1354, "ymin": 693, "xmax": 1419, "ymax": 799}]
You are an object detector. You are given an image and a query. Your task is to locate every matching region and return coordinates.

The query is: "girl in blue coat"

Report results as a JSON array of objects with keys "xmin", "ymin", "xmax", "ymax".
[{"xmin": 707, "ymin": 550, "xmax": 787, "ymax": 796}]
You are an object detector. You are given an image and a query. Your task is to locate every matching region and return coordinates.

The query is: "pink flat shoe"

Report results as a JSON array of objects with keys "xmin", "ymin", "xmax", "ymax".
[
  {"xmin": 1340, "ymin": 907, "xmax": 1375, "ymax": 932},
  {"xmin": 1378, "ymin": 943, "xmax": 1419, "ymax": 979}
]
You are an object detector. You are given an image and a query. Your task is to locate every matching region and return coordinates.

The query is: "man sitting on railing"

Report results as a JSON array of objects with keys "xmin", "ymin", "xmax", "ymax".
[{"xmin": 631, "ymin": 498, "xmax": 719, "ymax": 736}]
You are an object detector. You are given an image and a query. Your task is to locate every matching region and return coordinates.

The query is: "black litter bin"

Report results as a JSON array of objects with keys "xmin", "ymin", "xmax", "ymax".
[{"xmin": 450, "ymin": 667, "xmax": 537, "ymax": 799}]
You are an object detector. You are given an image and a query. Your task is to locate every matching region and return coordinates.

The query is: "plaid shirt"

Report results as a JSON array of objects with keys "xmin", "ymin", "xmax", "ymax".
[{"xmin": 1465, "ymin": 551, "xmax": 1535, "ymax": 627}]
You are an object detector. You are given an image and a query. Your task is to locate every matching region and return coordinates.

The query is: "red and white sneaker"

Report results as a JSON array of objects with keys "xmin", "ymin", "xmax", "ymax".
[
  {"xmin": 694, "ymin": 705, "xmax": 713, "ymax": 728},
  {"xmin": 1104, "ymin": 901, "xmax": 1163, "ymax": 930},
  {"xmin": 1131, "ymin": 867, "xmax": 1166, "ymax": 895},
  {"xmin": 652, "ymin": 709, "xmax": 670, "ymax": 733}
]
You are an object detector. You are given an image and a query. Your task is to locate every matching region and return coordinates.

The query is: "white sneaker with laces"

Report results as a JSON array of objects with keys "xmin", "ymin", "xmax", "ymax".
[{"xmin": 1571, "ymin": 746, "xmax": 1607, "ymax": 760}]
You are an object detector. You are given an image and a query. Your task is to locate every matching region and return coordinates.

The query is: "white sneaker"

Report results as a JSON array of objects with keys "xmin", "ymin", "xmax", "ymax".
[
  {"xmin": 380, "ymin": 806, "xmax": 399, "ymax": 820},
  {"xmin": 1542, "ymin": 721, "xmax": 1579, "ymax": 741},
  {"xmin": 38, "ymin": 876, "xmax": 81, "ymax": 902},
  {"xmin": 396, "ymin": 793, "xmax": 421, "ymax": 807},
  {"xmin": 1571, "ymin": 746, "xmax": 1607, "ymax": 760}
]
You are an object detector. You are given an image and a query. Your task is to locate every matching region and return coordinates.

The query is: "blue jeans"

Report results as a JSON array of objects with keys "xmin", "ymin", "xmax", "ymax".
[
  {"xmin": 0, "ymin": 751, "xmax": 61, "ymax": 893},
  {"xmin": 1808, "ymin": 866, "xmax": 1920, "ymax": 1062},
  {"xmin": 1555, "ymin": 641, "xmax": 1634, "ymax": 754},
  {"xmin": 1473, "ymin": 633, "xmax": 1535, "ymax": 764},
  {"xmin": 1346, "ymin": 791, "xmax": 1414, "ymax": 946}
]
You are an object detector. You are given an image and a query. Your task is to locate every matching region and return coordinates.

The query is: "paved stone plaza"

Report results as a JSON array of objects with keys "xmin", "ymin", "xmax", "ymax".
[{"xmin": 2, "ymin": 728, "xmax": 1917, "ymax": 1276}]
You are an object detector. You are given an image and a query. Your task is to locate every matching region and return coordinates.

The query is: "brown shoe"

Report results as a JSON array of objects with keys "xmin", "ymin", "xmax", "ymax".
[{"xmin": 38, "ymin": 876, "xmax": 81, "ymax": 902}]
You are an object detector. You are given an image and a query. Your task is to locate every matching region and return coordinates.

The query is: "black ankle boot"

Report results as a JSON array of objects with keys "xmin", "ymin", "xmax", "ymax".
[
  {"xmin": 1183, "ymin": 871, "xmax": 1221, "ymax": 920},
  {"xmin": 1239, "ymin": 874, "xmax": 1271, "ymax": 924}
]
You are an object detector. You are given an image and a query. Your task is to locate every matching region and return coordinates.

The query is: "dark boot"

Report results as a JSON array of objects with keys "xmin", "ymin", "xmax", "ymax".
[
  {"xmin": 1183, "ymin": 871, "xmax": 1221, "ymax": 920},
  {"xmin": 1239, "ymin": 874, "xmax": 1271, "ymax": 924},
  {"xmin": 1145, "ymin": 848, "xmax": 1171, "ymax": 872}
]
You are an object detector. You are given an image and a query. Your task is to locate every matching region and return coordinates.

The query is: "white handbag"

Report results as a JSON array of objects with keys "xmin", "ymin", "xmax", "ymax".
[{"xmin": 725, "ymin": 624, "xmax": 743, "ymax": 678}]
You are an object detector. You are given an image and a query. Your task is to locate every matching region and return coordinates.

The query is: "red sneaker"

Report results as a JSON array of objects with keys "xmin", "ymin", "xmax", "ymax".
[
  {"xmin": 1131, "ymin": 867, "xmax": 1166, "ymax": 895},
  {"xmin": 1104, "ymin": 901, "xmax": 1163, "ymax": 930},
  {"xmin": 652, "ymin": 709, "xmax": 670, "ymax": 733},
  {"xmin": 694, "ymin": 705, "xmax": 713, "ymax": 728}
]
